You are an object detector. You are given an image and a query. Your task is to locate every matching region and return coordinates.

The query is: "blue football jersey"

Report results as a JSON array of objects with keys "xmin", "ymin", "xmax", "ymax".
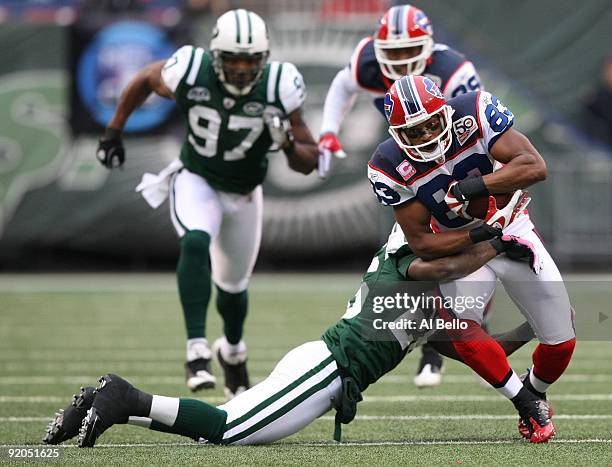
[
  {"xmin": 367, "ymin": 91, "xmax": 533, "ymax": 235},
  {"xmin": 349, "ymin": 38, "xmax": 483, "ymax": 116}
]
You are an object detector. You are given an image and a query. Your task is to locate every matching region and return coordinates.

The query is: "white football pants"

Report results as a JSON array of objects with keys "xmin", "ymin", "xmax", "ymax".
[
  {"xmin": 219, "ymin": 341, "xmax": 342, "ymax": 445},
  {"xmin": 169, "ymin": 169, "xmax": 263, "ymax": 293},
  {"xmin": 439, "ymin": 230, "xmax": 575, "ymax": 344}
]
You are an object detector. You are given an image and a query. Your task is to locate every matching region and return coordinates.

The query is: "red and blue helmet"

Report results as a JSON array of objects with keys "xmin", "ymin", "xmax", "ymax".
[
  {"xmin": 374, "ymin": 4, "xmax": 434, "ymax": 80},
  {"xmin": 384, "ymin": 75, "xmax": 454, "ymax": 163}
]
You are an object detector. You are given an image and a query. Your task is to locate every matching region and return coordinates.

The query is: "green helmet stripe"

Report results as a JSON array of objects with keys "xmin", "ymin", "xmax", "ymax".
[
  {"xmin": 234, "ymin": 10, "xmax": 241, "ymax": 43},
  {"xmin": 246, "ymin": 11, "xmax": 253, "ymax": 44}
]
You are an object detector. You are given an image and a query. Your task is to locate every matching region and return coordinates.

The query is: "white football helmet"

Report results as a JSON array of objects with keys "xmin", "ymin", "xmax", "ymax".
[
  {"xmin": 210, "ymin": 9, "xmax": 270, "ymax": 96},
  {"xmin": 374, "ymin": 4, "xmax": 434, "ymax": 80}
]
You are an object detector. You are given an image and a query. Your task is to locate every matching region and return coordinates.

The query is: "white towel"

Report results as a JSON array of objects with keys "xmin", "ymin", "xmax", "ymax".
[{"xmin": 135, "ymin": 159, "xmax": 183, "ymax": 209}]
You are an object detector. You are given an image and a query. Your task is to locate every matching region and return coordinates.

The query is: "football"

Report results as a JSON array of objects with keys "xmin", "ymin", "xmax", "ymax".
[{"xmin": 464, "ymin": 193, "xmax": 514, "ymax": 220}]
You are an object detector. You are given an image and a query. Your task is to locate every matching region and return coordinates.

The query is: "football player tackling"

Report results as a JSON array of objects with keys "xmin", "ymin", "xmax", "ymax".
[
  {"xmin": 95, "ymin": 10, "xmax": 319, "ymax": 399},
  {"xmin": 44, "ymin": 226, "xmax": 536, "ymax": 447},
  {"xmin": 319, "ymin": 4, "xmax": 485, "ymax": 387},
  {"xmin": 367, "ymin": 75, "xmax": 576, "ymax": 442}
]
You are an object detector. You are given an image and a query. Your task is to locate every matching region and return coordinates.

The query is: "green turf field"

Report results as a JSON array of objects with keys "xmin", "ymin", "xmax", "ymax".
[{"xmin": 1, "ymin": 273, "xmax": 611, "ymax": 465}]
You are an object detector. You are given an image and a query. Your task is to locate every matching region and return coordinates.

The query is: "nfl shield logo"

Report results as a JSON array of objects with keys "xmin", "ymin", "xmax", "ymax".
[
  {"xmin": 396, "ymin": 160, "xmax": 416, "ymax": 181},
  {"xmin": 223, "ymin": 97, "xmax": 235, "ymax": 109}
]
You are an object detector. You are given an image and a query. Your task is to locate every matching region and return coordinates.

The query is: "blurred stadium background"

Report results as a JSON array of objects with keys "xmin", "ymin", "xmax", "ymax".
[{"xmin": 0, "ymin": 0, "xmax": 610, "ymax": 271}]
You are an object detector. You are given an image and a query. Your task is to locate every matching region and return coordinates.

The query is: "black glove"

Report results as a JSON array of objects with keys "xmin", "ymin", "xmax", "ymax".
[
  {"xmin": 96, "ymin": 128, "xmax": 125, "ymax": 169},
  {"xmin": 490, "ymin": 235, "xmax": 540, "ymax": 274}
]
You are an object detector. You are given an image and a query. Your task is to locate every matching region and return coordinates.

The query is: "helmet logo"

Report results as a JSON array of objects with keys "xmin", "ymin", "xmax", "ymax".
[
  {"xmin": 384, "ymin": 93, "xmax": 395, "ymax": 121},
  {"xmin": 414, "ymin": 11, "xmax": 432, "ymax": 35},
  {"xmin": 423, "ymin": 77, "xmax": 443, "ymax": 99}
]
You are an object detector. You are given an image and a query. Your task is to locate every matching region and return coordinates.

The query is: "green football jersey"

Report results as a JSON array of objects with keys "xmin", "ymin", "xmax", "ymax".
[
  {"xmin": 161, "ymin": 46, "xmax": 306, "ymax": 194},
  {"xmin": 321, "ymin": 225, "xmax": 437, "ymax": 392}
]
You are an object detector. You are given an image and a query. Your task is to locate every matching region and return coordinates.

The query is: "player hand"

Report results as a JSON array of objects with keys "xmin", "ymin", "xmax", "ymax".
[
  {"xmin": 263, "ymin": 109, "xmax": 294, "ymax": 151},
  {"xmin": 317, "ymin": 133, "xmax": 346, "ymax": 179},
  {"xmin": 444, "ymin": 181, "xmax": 471, "ymax": 218},
  {"xmin": 96, "ymin": 128, "xmax": 125, "ymax": 169},
  {"xmin": 499, "ymin": 235, "xmax": 540, "ymax": 274},
  {"xmin": 484, "ymin": 190, "xmax": 531, "ymax": 230}
]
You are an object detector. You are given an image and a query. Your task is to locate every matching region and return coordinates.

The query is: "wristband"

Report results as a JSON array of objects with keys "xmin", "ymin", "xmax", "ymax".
[
  {"xmin": 457, "ymin": 176, "xmax": 489, "ymax": 200},
  {"xmin": 469, "ymin": 224, "xmax": 502, "ymax": 243},
  {"xmin": 104, "ymin": 127, "xmax": 122, "ymax": 140}
]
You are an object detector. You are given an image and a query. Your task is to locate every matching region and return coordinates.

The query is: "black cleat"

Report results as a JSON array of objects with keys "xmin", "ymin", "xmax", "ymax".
[
  {"xmin": 518, "ymin": 369, "xmax": 553, "ymax": 440},
  {"xmin": 78, "ymin": 374, "xmax": 134, "ymax": 448},
  {"xmin": 213, "ymin": 338, "xmax": 250, "ymax": 400},
  {"xmin": 515, "ymin": 397, "xmax": 556, "ymax": 443},
  {"xmin": 43, "ymin": 386, "xmax": 96, "ymax": 445},
  {"xmin": 186, "ymin": 358, "xmax": 216, "ymax": 392}
]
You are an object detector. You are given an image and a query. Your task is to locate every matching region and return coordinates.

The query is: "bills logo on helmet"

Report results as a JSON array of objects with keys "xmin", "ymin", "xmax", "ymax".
[
  {"xmin": 414, "ymin": 10, "xmax": 432, "ymax": 35},
  {"xmin": 452, "ymin": 115, "xmax": 478, "ymax": 146},
  {"xmin": 423, "ymin": 77, "xmax": 443, "ymax": 99},
  {"xmin": 384, "ymin": 92, "xmax": 395, "ymax": 120},
  {"xmin": 396, "ymin": 160, "xmax": 416, "ymax": 181}
]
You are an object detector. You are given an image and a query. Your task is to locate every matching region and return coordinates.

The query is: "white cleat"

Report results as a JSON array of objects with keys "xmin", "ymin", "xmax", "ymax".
[{"xmin": 414, "ymin": 364, "xmax": 443, "ymax": 388}]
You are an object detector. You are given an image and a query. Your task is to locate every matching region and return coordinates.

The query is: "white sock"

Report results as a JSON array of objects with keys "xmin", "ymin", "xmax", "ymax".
[
  {"xmin": 217, "ymin": 336, "xmax": 247, "ymax": 364},
  {"xmin": 149, "ymin": 395, "xmax": 180, "ymax": 426},
  {"xmin": 496, "ymin": 371, "xmax": 523, "ymax": 399},
  {"xmin": 529, "ymin": 366, "xmax": 551, "ymax": 394},
  {"xmin": 187, "ymin": 338, "xmax": 211, "ymax": 362}
]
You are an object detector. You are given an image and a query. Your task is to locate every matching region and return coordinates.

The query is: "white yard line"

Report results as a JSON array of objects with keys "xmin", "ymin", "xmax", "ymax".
[{"xmin": 0, "ymin": 439, "xmax": 611, "ymax": 448}]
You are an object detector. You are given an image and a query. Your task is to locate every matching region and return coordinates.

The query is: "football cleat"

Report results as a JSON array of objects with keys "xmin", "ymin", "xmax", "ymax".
[
  {"xmin": 414, "ymin": 349, "xmax": 444, "ymax": 388},
  {"xmin": 43, "ymin": 386, "xmax": 96, "ymax": 445},
  {"xmin": 518, "ymin": 369, "xmax": 553, "ymax": 440},
  {"xmin": 516, "ymin": 398, "xmax": 556, "ymax": 443},
  {"xmin": 213, "ymin": 337, "xmax": 250, "ymax": 400},
  {"xmin": 186, "ymin": 358, "xmax": 216, "ymax": 392},
  {"xmin": 78, "ymin": 374, "xmax": 133, "ymax": 448},
  {"xmin": 186, "ymin": 339, "xmax": 216, "ymax": 391}
]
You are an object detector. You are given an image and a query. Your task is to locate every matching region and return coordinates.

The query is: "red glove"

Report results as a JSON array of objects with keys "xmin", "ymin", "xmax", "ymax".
[{"xmin": 317, "ymin": 133, "xmax": 346, "ymax": 178}]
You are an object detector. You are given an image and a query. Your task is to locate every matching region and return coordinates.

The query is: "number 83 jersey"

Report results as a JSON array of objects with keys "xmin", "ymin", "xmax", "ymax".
[
  {"xmin": 368, "ymin": 91, "xmax": 533, "ymax": 235},
  {"xmin": 161, "ymin": 45, "xmax": 306, "ymax": 194}
]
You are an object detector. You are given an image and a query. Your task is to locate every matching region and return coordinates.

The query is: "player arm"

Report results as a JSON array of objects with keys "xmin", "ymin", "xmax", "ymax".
[
  {"xmin": 284, "ymin": 108, "xmax": 319, "ymax": 174},
  {"xmin": 482, "ymin": 128, "xmax": 547, "ymax": 193},
  {"xmin": 405, "ymin": 240, "xmax": 499, "ymax": 281},
  {"xmin": 107, "ymin": 60, "xmax": 174, "ymax": 131},
  {"xmin": 319, "ymin": 66, "xmax": 359, "ymax": 136},
  {"xmin": 394, "ymin": 199, "xmax": 496, "ymax": 260}
]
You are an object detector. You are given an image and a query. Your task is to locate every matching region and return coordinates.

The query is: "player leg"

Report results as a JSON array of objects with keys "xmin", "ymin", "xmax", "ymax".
[
  {"xmin": 210, "ymin": 186, "xmax": 263, "ymax": 399},
  {"xmin": 437, "ymin": 267, "xmax": 553, "ymax": 442},
  {"xmin": 489, "ymin": 231, "xmax": 575, "ymax": 441},
  {"xmin": 170, "ymin": 169, "xmax": 223, "ymax": 391},
  {"xmin": 76, "ymin": 341, "xmax": 341, "ymax": 447}
]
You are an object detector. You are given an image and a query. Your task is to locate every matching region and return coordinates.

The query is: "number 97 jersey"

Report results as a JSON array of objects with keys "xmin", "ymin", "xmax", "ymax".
[
  {"xmin": 368, "ymin": 91, "xmax": 534, "ymax": 236},
  {"xmin": 161, "ymin": 45, "xmax": 306, "ymax": 194}
]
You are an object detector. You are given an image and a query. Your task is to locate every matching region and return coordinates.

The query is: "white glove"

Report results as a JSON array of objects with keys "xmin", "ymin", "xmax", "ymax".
[{"xmin": 263, "ymin": 109, "xmax": 293, "ymax": 150}]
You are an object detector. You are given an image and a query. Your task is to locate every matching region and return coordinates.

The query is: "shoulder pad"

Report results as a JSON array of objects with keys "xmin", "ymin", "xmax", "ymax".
[
  {"xmin": 274, "ymin": 62, "xmax": 306, "ymax": 114},
  {"xmin": 349, "ymin": 37, "xmax": 389, "ymax": 94},
  {"xmin": 161, "ymin": 45, "xmax": 195, "ymax": 93},
  {"xmin": 367, "ymin": 139, "xmax": 416, "ymax": 206}
]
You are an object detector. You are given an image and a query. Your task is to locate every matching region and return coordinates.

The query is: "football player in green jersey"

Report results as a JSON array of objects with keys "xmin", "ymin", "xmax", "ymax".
[
  {"xmin": 95, "ymin": 10, "xmax": 319, "ymax": 399},
  {"xmin": 45, "ymin": 223, "xmax": 536, "ymax": 447}
]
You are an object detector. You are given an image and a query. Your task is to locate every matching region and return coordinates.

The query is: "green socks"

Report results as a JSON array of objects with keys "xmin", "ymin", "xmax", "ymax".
[
  {"xmin": 177, "ymin": 230, "xmax": 212, "ymax": 339},
  {"xmin": 216, "ymin": 287, "xmax": 248, "ymax": 345}
]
